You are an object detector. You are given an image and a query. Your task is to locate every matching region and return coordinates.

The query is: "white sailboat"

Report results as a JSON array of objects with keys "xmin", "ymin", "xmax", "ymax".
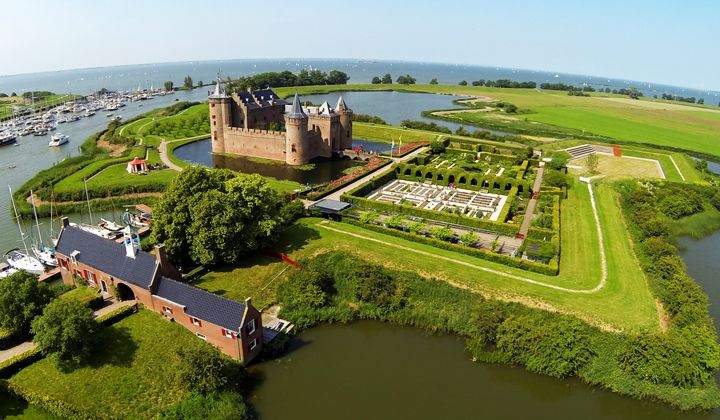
[
  {"xmin": 29, "ymin": 190, "xmax": 58, "ymax": 267},
  {"xmin": 0, "ymin": 262, "xmax": 17, "ymax": 279},
  {"xmin": 71, "ymin": 179, "xmax": 118, "ymax": 240},
  {"xmin": 5, "ymin": 186, "xmax": 45, "ymax": 275}
]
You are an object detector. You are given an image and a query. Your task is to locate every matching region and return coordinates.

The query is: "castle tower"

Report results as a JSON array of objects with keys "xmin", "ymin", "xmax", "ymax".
[
  {"xmin": 284, "ymin": 93, "xmax": 309, "ymax": 165},
  {"xmin": 335, "ymin": 96, "xmax": 353, "ymax": 150},
  {"xmin": 208, "ymin": 76, "xmax": 231, "ymax": 154}
]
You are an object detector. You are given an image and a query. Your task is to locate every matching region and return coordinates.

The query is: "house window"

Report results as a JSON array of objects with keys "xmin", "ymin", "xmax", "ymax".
[
  {"xmin": 248, "ymin": 339, "xmax": 257, "ymax": 352},
  {"xmin": 70, "ymin": 250, "xmax": 80, "ymax": 264},
  {"xmin": 246, "ymin": 319, "xmax": 256, "ymax": 336},
  {"xmin": 191, "ymin": 317, "xmax": 202, "ymax": 327},
  {"xmin": 196, "ymin": 333, "xmax": 207, "ymax": 341},
  {"xmin": 162, "ymin": 306, "xmax": 173, "ymax": 315},
  {"xmin": 223, "ymin": 328, "xmax": 234, "ymax": 339}
]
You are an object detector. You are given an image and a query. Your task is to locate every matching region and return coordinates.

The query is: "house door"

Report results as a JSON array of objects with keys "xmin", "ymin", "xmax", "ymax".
[{"xmin": 100, "ymin": 280, "xmax": 108, "ymax": 294}]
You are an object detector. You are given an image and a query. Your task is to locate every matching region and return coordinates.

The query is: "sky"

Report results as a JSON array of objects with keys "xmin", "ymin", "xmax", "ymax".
[{"xmin": 1, "ymin": 0, "xmax": 718, "ymax": 91}]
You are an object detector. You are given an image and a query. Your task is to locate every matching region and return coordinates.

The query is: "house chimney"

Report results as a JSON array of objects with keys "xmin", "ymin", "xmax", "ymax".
[
  {"xmin": 62, "ymin": 217, "xmax": 70, "ymax": 228},
  {"xmin": 154, "ymin": 245, "xmax": 181, "ymax": 280}
]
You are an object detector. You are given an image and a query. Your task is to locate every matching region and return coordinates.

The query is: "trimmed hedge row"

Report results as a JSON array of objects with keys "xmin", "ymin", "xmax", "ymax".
[
  {"xmin": 4, "ymin": 380, "xmax": 91, "ymax": 420},
  {"xmin": 395, "ymin": 165, "xmax": 530, "ymax": 194},
  {"xmin": 304, "ymin": 158, "xmax": 392, "ymax": 200},
  {"xmin": 96, "ymin": 305, "xmax": 137, "ymax": 326},
  {"xmin": 0, "ymin": 346, "xmax": 41, "ymax": 379},
  {"xmin": 345, "ymin": 219, "xmax": 558, "ymax": 275},
  {"xmin": 346, "ymin": 195, "xmax": 521, "ymax": 237}
]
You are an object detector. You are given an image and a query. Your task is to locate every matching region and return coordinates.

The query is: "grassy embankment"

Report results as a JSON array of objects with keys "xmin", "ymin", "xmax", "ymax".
[
  {"xmin": 195, "ymin": 180, "xmax": 657, "ymax": 333},
  {"xmin": 276, "ymin": 84, "xmax": 720, "ymax": 158},
  {"xmin": 5, "ymin": 311, "xmax": 200, "ymax": 419}
]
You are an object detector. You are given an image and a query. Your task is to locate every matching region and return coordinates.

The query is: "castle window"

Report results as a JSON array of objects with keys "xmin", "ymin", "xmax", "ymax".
[
  {"xmin": 291, "ymin": 144, "xmax": 296, "ymax": 152},
  {"xmin": 211, "ymin": 114, "xmax": 215, "ymax": 119},
  {"xmin": 213, "ymin": 121, "xmax": 216, "ymax": 126},
  {"xmin": 213, "ymin": 131, "xmax": 217, "ymax": 140},
  {"xmin": 211, "ymin": 103, "xmax": 215, "ymax": 107}
]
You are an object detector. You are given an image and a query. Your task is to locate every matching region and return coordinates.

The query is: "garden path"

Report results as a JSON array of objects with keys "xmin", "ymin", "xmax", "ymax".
[{"xmin": 518, "ymin": 165, "xmax": 546, "ymax": 238}]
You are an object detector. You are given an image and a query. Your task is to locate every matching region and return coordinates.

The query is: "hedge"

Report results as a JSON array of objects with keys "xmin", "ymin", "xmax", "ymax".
[
  {"xmin": 345, "ymin": 195, "xmax": 521, "ymax": 237},
  {"xmin": 345, "ymin": 219, "xmax": 558, "ymax": 275},
  {"xmin": 0, "ymin": 328, "xmax": 26, "ymax": 351},
  {"xmin": 304, "ymin": 158, "xmax": 392, "ymax": 200},
  {"xmin": 4, "ymin": 380, "xmax": 92, "ymax": 420},
  {"xmin": 95, "ymin": 304, "xmax": 137, "ymax": 326},
  {"xmin": 0, "ymin": 346, "xmax": 41, "ymax": 378}
]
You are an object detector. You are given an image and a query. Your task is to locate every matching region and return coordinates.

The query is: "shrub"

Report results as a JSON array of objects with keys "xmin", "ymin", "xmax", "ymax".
[
  {"xmin": 175, "ymin": 340, "xmax": 239, "ymax": 395},
  {"xmin": 496, "ymin": 314, "xmax": 595, "ymax": 378},
  {"xmin": 352, "ymin": 263, "xmax": 404, "ymax": 310},
  {"xmin": 159, "ymin": 391, "xmax": 247, "ymax": 420},
  {"xmin": 277, "ymin": 269, "xmax": 332, "ymax": 312}
]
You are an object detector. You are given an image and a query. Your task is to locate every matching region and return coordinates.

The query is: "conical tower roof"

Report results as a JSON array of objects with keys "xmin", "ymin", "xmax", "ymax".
[
  {"xmin": 286, "ymin": 93, "xmax": 307, "ymax": 119},
  {"xmin": 335, "ymin": 96, "xmax": 349, "ymax": 112},
  {"xmin": 209, "ymin": 75, "xmax": 229, "ymax": 99}
]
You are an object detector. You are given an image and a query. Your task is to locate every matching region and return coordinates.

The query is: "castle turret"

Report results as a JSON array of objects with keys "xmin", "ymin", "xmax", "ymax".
[
  {"xmin": 208, "ymin": 75, "xmax": 231, "ymax": 154},
  {"xmin": 335, "ymin": 96, "xmax": 353, "ymax": 150},
  {"xmin": 284, "ymin": 93, "xmax": 310, "ymax": 165}
]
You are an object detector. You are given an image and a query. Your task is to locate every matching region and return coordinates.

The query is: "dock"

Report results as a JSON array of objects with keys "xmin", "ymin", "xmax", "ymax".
[{"xmin": 38, "ymin": 267, "xmax": 61, "ymax": 282}]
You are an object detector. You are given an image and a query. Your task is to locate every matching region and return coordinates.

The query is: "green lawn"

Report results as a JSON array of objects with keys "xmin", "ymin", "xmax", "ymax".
[
  {"xmin": 277, "ymin": 84, "xmax": 720, "ymax": 157},
  {"xmin": 0, "ymin": 391, "xmax": 56, "ymax": 420},
  {"xmin": 194, "ymin": 255, "xmax": 290, "ymax": 310},
  {"xmin": 87, "ymin": 164, "xmax": 178, "ymax": 190},
  {"xmin": 7, "ymin": 311, "xmax": 198, "ymax": 419}
]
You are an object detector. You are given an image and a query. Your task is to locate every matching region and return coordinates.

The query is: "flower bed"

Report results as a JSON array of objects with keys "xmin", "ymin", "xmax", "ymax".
[
  {"xmin": 305, "ymin": 156, "xmax": 391, "ymax": 200},
  {"xmin": 385, "ymin": 141, "xmax": 428, "ymax": 158}
]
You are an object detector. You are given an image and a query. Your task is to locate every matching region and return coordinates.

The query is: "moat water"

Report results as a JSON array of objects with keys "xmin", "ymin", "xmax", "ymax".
[
  {"xmin": 244, "ymin": 230, "xmax": 720, "ymax": 420},
  {"xmin": 173, "ymin": 139, "xmax": 389, "ymax": 186}
]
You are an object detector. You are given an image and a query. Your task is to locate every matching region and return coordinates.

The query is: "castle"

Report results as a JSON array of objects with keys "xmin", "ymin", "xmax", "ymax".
[{"xmin": 208, "ymin": 81, "xmax": 353, "ymax": 165}]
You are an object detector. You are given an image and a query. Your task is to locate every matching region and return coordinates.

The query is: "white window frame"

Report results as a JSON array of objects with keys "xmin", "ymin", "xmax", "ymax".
[
  {"xmin": 249, "ymin": 338, "xmax": 257, "ymax": 351},
  {"xmin": 70, "ymin": 250, "xmax": 80, "ymax": 265},
  {"xmin": 163, "ymin": 306, "xmax": 172, "ymax": 315},
  {"xmin": 196, "ymin": 332, "xmax": 207, "ymax": 341},
  {"xmin": 191, "ymin": 317, "xmax": 201, "ymax": 327},
  {"xmin": 247, "ymin": 319, "xmax": 256, "ymax": 335},
  {"xmin": 224, "ymin": 329, "xmax": 234, "ymax": 339}
]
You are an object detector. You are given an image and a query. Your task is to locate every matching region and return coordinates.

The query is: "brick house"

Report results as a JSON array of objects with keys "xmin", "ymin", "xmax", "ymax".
[{"xmin": 54, "ymin": 218, "xmax": 263, "ymax": 363}]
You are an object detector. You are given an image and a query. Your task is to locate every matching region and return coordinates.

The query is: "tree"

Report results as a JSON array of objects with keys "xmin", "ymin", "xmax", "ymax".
[
  {"xmin": 543, "ymin": 169, "xmax": 569, "ymax": 188},
  {"xmin": 459, "ymin": 80, "xmax": 468, "ymax": 86},
  {"xmin": 504, "ymin": 103, "xmax": 518, "ymax": 113},
  {"xmin": 197, "ymin": 80, "xmax": 203, "ymax": 88},
  {"xmin": 396, "ymin": 74, "xmax": 416, "ymax": 85},
  {"xmin": 164, "ymin": 81, "xmax": 174, "ymax": 91},
  {"xmin": 32, "ymin": 297, "xmax": 98, "ymax": 365},
  {"xmin": 586, "ymin": 153, "xmax": 599, "ymax": 174},
  {"xmin": 381, "ymin": 73, "xmax": 392, "ymax": 84},
  {"xmin": 353, "ymin": 263, "xmax": 401, "ymax": 309},
  {"xmin": 371, "ymin": 76, "xmax": 382, "ymax": 84},
  {"xmin": 11, "ymin": 92, "xmax": 17, "ymax": 97},
  {"xmin": 151, "ymin": 167, "xmax": 300, "ymax": 266},
  {"xmin": 183, "ymin": 76, "xmax": 193, "ymax": 89},
  {"xmin": 697, "ymin": 98, "xmax": 704, "ymax": 105},
  {"xmin": 429, "ymin": 139, "xmax": 446, "ymax": 154},
  {"xmin": 429, "ymin": 78, "xmax": 438, "ymax": 85},
  {"xmin": 0, "ymin": 271, "xmax": 53, "ymax": 334},
  {"xmin": 327, "ymin": 70, "xmax": 350, "ymax": 85},
  {"xmin": 176, "ymin": 340, "xmax": 238, "ymax": 394}
]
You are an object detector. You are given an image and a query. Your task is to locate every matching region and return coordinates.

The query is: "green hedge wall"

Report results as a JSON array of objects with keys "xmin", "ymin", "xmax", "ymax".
[{"xmin": 345, "ymin": 219, "xmax": 558, "ymax": 275}]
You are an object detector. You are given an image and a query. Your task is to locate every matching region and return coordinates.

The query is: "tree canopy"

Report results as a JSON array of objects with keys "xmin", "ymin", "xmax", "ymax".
[
  {"xmin": 183, "ymin": 75, "xmax": 194, "ymax": 89},
  {"xmin": 396, "ymin": 74, "xmax": 416, "ymax": 85},
  {"xmin": 32, "ymin": 297, "xmax": 98, "ymax": 365},
  {"xmin": 0, "ymin": 271, "xmax": 53, "ymax": 333},
  {"xmin": 164, "ymin": 81, "xmax": 174, "ymax": 91},
  {"xmin": 381, "ymin": 73, "xmax": 392, "ymax": 84},
  {"xmin": 150, "ymin": 167, "xmax": 303, "ymax": 266},
  {"xmin": 223, "ymin": 69, "xmax": 350, "ymax": 93}
]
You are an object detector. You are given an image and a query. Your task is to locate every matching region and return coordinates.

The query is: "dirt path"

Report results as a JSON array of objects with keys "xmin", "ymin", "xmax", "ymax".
[
  {"xmin": 518, "ymin": 165, "xmax": 545, "ymax": 239},
  {"xmin": 318, "ymin": 180, "xmax": 608, "ymax": 294}
]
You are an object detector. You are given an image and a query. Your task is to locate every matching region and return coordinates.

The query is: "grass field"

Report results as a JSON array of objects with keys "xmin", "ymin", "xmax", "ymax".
[
  {"xmin": 7, "ymin": 311, "xmax": 196, "ymax": 419},
  {"xmin": 569, "ymin": 155, "xmax": 664, "ymax": 180},
  {"xmin": 205, "ymin": 180, "xmax": 658, "ymax": 332},
  {"xmin": 0, "ymin": 391, "xmax": 55, "ymax": 420},
  {"xmin": 277, "ymin": 84, "xmax": 720, "ymax": 157}
]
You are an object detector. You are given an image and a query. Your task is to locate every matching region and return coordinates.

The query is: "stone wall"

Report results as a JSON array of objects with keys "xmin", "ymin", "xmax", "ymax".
[{"xmin": 217, "ymin": 127, "xmax": 288, "ymax": 162}]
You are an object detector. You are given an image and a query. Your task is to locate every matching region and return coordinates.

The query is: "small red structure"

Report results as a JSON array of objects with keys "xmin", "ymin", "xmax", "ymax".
[
  {"xmin": 126, "ymin": 157, "xmax": 147, "ymax": 174},
  {"xmin": 612, "ymin": 144, "xmax": 622, "ymax": 157}
]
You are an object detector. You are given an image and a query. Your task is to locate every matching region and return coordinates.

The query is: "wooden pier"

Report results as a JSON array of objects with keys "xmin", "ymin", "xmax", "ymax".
[{"xmin": 38, "ymin": 267, "xmax": 61, "ymax": 282}]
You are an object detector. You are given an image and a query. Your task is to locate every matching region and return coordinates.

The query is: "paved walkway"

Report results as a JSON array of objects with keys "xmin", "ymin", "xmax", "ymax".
[
  {"xmin": 158, "ymin": 134, "xmax": 208, "ymax": 172},
  {"xmin": 318, "ymin": 146, "xmax": 428, "ymax": 203},
  {"xmin": 518, "ymin": 165, "xmax": 546, "ymax": 239},
  {"xmin": 0, "ymin": 299, "xmax": 137, "ymax": 364}
]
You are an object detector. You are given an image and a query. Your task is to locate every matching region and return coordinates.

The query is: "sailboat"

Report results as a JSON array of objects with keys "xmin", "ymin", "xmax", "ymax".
[
  {"xmin": 29, "ymin": 190, "xmax": 58, "ymax": 267},
  {"xmin": 70, "ymin": 179, "xmax": 117, "ymax": 240},
  {"xmin": 5, "ymin": 186, "xmax": 45, "ymax": 275}
]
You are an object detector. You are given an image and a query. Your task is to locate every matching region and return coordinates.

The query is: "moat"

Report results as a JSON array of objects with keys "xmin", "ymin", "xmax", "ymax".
[{"xmin": 173, "ymin": 138, "xmax": 388, "ymax": 186}]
